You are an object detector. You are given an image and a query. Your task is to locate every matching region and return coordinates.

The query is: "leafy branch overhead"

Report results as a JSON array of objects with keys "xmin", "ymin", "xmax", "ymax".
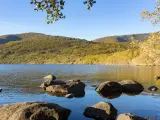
[{"xmin": 30, "ymin": 0, "xmax": 96, "ymax": 24}]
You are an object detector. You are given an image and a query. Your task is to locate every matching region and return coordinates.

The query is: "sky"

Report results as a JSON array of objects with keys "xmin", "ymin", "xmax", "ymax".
[{"xmin": 0, "ymin": 0, "xmax": 159, "ymax": 40}]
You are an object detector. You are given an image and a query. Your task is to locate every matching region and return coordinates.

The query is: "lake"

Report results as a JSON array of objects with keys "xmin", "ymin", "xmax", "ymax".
[{"xmin": 0, "ymin": 64, "xmax": 160, "ymax": 120}]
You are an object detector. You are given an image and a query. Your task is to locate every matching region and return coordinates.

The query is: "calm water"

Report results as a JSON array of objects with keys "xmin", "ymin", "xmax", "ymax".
[{"xmin": 0, "ymin": 64, "xmax": 160, "ymax": 120}]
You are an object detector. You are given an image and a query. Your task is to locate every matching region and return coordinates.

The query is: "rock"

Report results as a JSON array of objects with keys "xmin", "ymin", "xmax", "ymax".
[
  {"xmin": 65, "ymin": 93, "xmax": 74, "ymax": 98},
  {"xmin": 154, "ymin": 76, "xmax": 160, "ymax": 80},
  {"xmin": 0, "ymin": 102, "xmax": 71, "ymax": 120},
  {"xmin": 46, "ymin": 85, "xmax": 68, "ymax": 96},
  {"xmin": 83, "ymin": 102, "xmax": 117, "ymax": 120},
  {"xmin": 43, "ymin": 79, "xmax": 85, "ymax": 98},
  {"xmin": 44, "ymin": 74, "xmax": 56, "ymax": 81},
  {"xmin": 67, "ymin": 80, "xmax": 86, "ymax": 97},
  {"xmin": 148, "ymin": 86, "xmax": 158, "ymax": 92},
  {"xmin": 43, "ymin": 80, "xmax": 66, "ymax": 88},
  {"xmin": 96, "ymin": 81, "xmax": 122, "ymax": 97},
  {"xmin": 119, "ymin": 80, "xmax": 144, "ymax": 94},
  {"xmin": 117, "ymin": 113, "xmax": 147, "ymax": 120},
  {"xmin": 0, "ymin": 88, "xmax": 2, "ymax": 92}
]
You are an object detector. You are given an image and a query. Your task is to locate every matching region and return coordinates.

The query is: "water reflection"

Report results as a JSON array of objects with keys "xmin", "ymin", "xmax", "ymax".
[{"xmin": 0, "ymin": 65, "xmax": 160, "ymax": 120}]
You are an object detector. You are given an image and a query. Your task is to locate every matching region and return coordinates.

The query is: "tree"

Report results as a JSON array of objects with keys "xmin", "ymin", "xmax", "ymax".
[
  {"xmin": 141, "ymin": 0, "xmax": 160, "ymax": 25},
  {"xmin": 30, "ymin": 0, "xmax": 96, "ymax": 24},
  {"xmin": 31, "ymin": 0, "xmax": 159, "ymax": 25}
]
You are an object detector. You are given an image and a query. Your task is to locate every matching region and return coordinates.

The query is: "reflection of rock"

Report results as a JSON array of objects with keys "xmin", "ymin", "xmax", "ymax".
[
  {"xmin": 0, "ymin": 88, "xmax": 2, "ymax": 92},
  {"xmin": 97, "ymin": 91, "xmax": 122, "ymax": 99},
  {"xmin": 83, "ymin": 102, "xmax": 117, "ymax": 120},
  {"xmin": 117, "ymin": 113, "xmax": 147, "ymax": 120},
  {"xmin": 91, "ymin": 84, "xmax": 98, "ymax": 88},
  {"xmin": 96, "ymin": 81, "xmax": 122, "ymax": 98},
  {"xmin": 41, "ymin": 79, "xmax": 86, "ymax": 98},
  {"xmin": 119, "ymin": 80, "xmax": 144, "ymax": 94},
  {"xmin": 65, "ymin": 93, "xmax": 74, "ymax": 98},
  {"xmin": 0, "ymin": 102, "xmax": 71, "ymax": 120},
  {"xmin": 148, "ymin": 86, "xmax": 158, "ymax": 92}
]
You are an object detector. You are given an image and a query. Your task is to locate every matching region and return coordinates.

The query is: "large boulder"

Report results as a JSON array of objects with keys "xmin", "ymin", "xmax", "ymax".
[
  {"xmin": 84, "ymin": 102, "xmax": 117, "ymax": 120},
  {"xmin": 119, "ymin": 80, "xmax": 144, "ymax": 94},
  {"xmin": 67, "ymin": 80, "xmax": 86, "ymax": 97},
  {"xmin": 117, "ymin": 113, "xmax": 147, "ymax": 120},
  {"xmin": 0, "ymin": 102, "xmax": 71, "ymax": 120},
  {"xmin": 44, "ymin": 80, "xmax": 86, "ymax": 98},
  {"xmin": 96, "ymin": 81, "xmax": 122, "ymax": 98}
]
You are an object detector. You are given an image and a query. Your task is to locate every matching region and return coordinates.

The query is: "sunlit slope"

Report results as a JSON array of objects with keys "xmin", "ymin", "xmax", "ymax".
[{"xmin": 94, "ymin": 33, "xmax": 149, "ymax": 43}]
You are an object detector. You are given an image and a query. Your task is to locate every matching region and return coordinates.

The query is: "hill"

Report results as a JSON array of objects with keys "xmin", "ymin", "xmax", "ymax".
[
  {"xmin": 94, "ymin": 33, "xmax": 149, "ymax": 43},
  {"xmin": 0, "ymin": 32, "xmax": 160, "ymax": 65},
  {"xmin": 0, "ymin": 33, "xmax": 130, "ymax": 64}
]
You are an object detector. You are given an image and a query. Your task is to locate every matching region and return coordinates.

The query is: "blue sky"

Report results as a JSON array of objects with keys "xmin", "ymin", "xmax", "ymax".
[{"xmin": 0, "ymin": 0, "xmax": 159, "ymax": 40}]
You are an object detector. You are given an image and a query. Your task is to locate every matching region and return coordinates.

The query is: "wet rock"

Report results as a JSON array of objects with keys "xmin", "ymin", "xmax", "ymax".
[
  {"xmin": 117, "ymin": 113, "xmax": 147, "ymax": 120},
  {"xmin": 119, "ymin": 80, "xmax": 144, "ymax": 94},
  {"xmin": 0, "ymin": 102, "xmax": 71, "ymax": 120},
  {"xmin": 65, "ymin": 93, "xmax": 74, "ymax": 98},
  {"xmin": 96, "ymin": 81, "xmax": 122, "ymax": 97},
  {"xmin": 44, "ymin": 74, "xmax": 56, "ymax": 81},
  {"xmin": 84, "ymin": 102, "xmax": 117, "ymax": 120}
]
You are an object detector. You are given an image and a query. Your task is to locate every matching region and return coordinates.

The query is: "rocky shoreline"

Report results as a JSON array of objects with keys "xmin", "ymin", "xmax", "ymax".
[{"xmin": 0, "ymin": 74, "xmax": 154, "ymax": 120}]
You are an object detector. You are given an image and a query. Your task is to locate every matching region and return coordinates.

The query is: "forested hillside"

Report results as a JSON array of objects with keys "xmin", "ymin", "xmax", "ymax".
[{"xmin": 0, "ymin": 32, "xmax": 159, "ymax": 65}]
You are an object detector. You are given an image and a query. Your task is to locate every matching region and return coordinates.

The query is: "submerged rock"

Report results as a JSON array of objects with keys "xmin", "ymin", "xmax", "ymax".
[
  {"xmin": 119, "ymin": 80, "xmax": 144, "ymax": 94},
  {"xmin": 84, "ymin": 102, "xmax": 117, "ymax": 120},
  {"xmin": 96, "ymin": 81, "xmax": 122, "ymax": 98},
  {"xmin": 0, "ymin": 102, "xmax": 71, "ymax": 120},
  {"xmin": 117, "ymin": 113, "xmax": 147, "ymax": 120}
]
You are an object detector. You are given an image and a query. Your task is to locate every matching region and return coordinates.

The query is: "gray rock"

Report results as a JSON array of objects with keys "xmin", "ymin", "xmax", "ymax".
[
  {"xmin": 44, "ymin": 74, "xmax": 56, "ymax": 81},
  {"xmin": 117, "ymin": 113, "xmax": 147, "ymax": 120},
  {"xmin": 0, "ymin": 102, "xmax": 71, "ymax": 120},
  {"xmin": 96, "ymin": 81, "xmax": 122, "ymax": 98},
  {"xmin": 67, "ymin": 80, "xmax": 86, "ymax": 97},
  {"xmin": 119, "ymin": 80, "xmax": 144, "ymax": 94},
  {"xmin": 84, "ymin": 102, "xmax": 117, "ymax": 120},
  {"xmin": 43, "ymin": 79, "xmax": 85, "ymax": 98}
]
